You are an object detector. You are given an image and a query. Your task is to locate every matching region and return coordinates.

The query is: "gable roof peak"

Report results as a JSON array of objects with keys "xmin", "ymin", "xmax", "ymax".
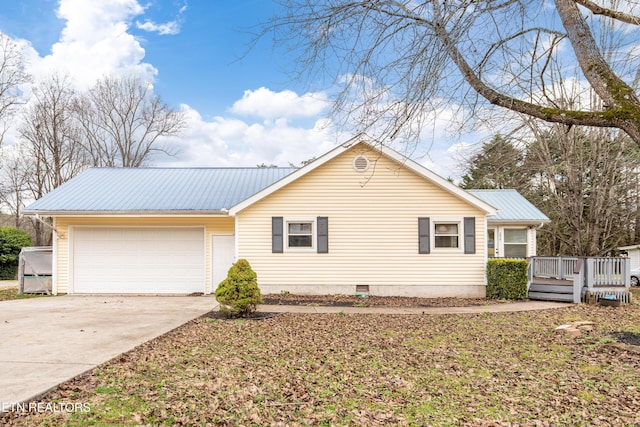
[{"xmin": 229, "ymin": 136, "xmax": 497, "ymax": 216}]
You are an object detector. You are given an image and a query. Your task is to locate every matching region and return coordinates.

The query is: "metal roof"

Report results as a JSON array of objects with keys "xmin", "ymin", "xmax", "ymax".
[
  {"xmin": 467, "ymin": 189, "xmax": 550, "ymax": 223},
  {"xmin": 24, "ymin": 167, "xmax": 297, "ymax": 214},
  {"xmin": 24, "ymin": 165, "xmax": 547, "ymax": 221}
]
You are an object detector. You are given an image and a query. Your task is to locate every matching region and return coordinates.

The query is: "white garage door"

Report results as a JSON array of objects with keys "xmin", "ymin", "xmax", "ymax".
[{"xmin": 72, "ymin": 227, "xmax": 205, "ymax": 294}]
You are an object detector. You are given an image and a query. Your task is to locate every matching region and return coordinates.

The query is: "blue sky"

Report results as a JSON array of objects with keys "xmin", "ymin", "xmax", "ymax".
[
  {"xmin": 0, "ymin": 0, "xmax": 475, "ymax": 177},
  {"xmin": 1, "ymin": 1, "xmax": 293, "ymax": 116}
]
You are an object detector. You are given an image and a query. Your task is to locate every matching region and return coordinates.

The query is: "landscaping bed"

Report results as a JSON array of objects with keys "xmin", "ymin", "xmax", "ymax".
[
  {"xmin": 2, "ymin": 302, "xmax": 640, "ymax": 426},
  {"xmin": 262, "ymin": 293, "xmax": 508, "ymax": 307}
]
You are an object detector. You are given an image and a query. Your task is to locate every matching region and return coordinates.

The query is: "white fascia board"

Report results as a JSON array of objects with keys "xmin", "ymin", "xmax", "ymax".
[
  {"xmin": 22, "ymin": 210, "xmax": 230, "ymax": 217},
  {"xmin": 487, "ymin": 219, "xmax": 551, "ymax": 226}
]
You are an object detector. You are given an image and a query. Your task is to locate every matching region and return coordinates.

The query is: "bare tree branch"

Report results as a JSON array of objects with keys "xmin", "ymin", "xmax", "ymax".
[
  {"xmin": 575, "ymin": 0, "xmax": 640, "ymax": 25},
  {"xmin": 0, "ymin": 33, "xmax": 31, "ymax": 145},
  {"xmin": 270, "ymin": 0, "xmax": 640, "ymax": 146},
  {"xmin": 75, "ymin": 75, "xmax": 186, "ymax": 167}
]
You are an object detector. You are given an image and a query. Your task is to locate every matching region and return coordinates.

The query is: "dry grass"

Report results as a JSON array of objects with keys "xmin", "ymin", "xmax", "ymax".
[
  {"xmin": 0, "ymin": 287, "xmax": 45, "ymax": 301},
  {"xmin": 2, "ymin": 301, "xmax": 640, "ymax": 426}
]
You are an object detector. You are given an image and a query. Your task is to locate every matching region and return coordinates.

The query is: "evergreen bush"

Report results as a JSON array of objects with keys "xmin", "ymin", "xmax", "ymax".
[
  {"xmin": 0, "ymin": 227, "xmax": 33, "ymax": 280},
  {"xmin": 486, "ymin": 259, "xmax": 528, "ymax": 300},
  {"xmin": 215, "ymin": 259, "xmax": 263, "ymax": 317}
]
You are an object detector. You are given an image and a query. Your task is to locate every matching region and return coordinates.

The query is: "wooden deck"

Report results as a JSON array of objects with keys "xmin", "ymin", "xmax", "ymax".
[{"xmin": 528, "ymin": 257, "xmax": 631, "ymax": 303}]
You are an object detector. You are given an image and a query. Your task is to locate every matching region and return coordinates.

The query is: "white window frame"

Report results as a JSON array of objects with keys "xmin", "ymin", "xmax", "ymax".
[
  {"xmin": 431, "ymin": 218, "xmax": 464, "ymax": 253},
  {"xmin": 502, "ymin": 227, "xmax": 528, "ymax": 258},
  {"xmin": 284, "ymin": 217, "xmax": 316, "ymax": 252}
]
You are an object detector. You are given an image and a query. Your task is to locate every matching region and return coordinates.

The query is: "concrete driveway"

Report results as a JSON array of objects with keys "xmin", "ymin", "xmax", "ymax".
[{"xmin": 0, "ymin": 295, "xmax": 216, "ymax": 408}]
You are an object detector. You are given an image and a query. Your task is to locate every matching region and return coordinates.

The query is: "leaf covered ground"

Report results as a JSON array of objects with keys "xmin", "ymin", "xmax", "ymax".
[
  {"xmin": 261, "ymin": 293, "xmax": 506, "ymax": 307},
  {"xmin": 2, "ymin": 301, "xmax": 640, "ymax": 426}
]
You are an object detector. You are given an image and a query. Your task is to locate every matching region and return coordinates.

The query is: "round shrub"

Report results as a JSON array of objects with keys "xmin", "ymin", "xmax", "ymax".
[
  {"xmin": 0, "ymin": 227, "xmax": 33, "ymax": 280},
  {"xmin": 215, "ymin": 259, "xmax": 263, "ymax": 317}
]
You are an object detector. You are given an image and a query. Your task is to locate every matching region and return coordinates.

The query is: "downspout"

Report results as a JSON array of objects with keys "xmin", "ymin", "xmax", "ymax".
[{"xmin": 31, "ymin": 214, "xmax": 62, "ymax": 236}]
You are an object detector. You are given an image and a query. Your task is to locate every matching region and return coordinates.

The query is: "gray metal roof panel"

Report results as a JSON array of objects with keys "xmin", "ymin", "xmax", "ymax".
[
  {"xmin": 467, "ymin": 189, "xmax": 549, "ymax": 222},
  {"xmin": 24, "ymin": 168, "xmax": 297, "ymax": 213}
]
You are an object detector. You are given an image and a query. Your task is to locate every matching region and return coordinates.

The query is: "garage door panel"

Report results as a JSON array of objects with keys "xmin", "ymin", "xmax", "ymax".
[{"xmin": 72, "ymin": 227, "xmax": 205, "ymax": 294}]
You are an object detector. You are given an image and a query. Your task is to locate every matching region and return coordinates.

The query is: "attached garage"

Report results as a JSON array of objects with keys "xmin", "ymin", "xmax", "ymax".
[{"xmin": 71, "ymin": 227, "xmax": 205, "ymax": 294}]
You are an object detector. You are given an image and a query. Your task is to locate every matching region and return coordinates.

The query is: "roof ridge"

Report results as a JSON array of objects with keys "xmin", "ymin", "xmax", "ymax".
[{"xmin": 88, "ymin": 166, "xmax": 297, "ymax": 170}]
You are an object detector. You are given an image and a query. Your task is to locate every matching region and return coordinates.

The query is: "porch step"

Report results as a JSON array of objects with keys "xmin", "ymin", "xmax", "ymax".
[
  {"xmin": 529, "ymin": 282, "xmax": 573, "ymax": 294},
  {"xmin": 529, "ymin": 277, "xmax": 573, "ymax": 286},
  {"xmin": 528, "ymin": 278, "xmax": 575, "ymax": 302},
  {"xmin": 528, "ymin": 291, "xmax": 574, "ymax": 302}
]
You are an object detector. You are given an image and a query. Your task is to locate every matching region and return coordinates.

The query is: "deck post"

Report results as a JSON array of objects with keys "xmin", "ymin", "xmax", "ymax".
[
  {"xmin": 572, "ymin": 258, "xmax": 583, "ymax": 303},
  {"xmin": 624, "ymin": 257, "xmax": 631, "ymax": 288},
  {"xmin": 584, "ymin": 258, "xmax": 594, "ymax": 290}
]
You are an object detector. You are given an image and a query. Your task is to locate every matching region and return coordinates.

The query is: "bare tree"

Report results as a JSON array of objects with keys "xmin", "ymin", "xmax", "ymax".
[
  {"xmin": 19, "ymin": 74, "xmax": 88, "ymax": 195},
  {"xmin": 0, "ymin": 33, "xmax": 31, "ymax": 145},
  {"xmin": 16, "ymin": 74, "xmax": 87, "ymax": 244},
  {"xmin": 270, "ymin": 1, "xmax": 640, "ymax": 145},
  {"xmin": 0, "ymin": 146, "xmax": 30, "ymax": 228},
  {"xmin": 75, "ymin": 75, "xmax": 186, "ymax": 167},
  {"xmin": 524, "ymin": 124, "xmax": 640, "ymax": 256}
]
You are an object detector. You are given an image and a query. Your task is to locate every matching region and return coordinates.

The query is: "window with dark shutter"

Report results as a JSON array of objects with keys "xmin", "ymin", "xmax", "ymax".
[
  {"xmin": 418, "ymin": 217, "xmax": 430, "ymax": 254},
  {"xmin": 464, "ymin": 217, "xmax": 476, "ymax": 254},
  {"xmin": 317, "ymin": 217, "xmax": 328, "ymax": 253},
  {"xmin": 272, "ymin": 217, "xmax": 283, "ymax": 253}
]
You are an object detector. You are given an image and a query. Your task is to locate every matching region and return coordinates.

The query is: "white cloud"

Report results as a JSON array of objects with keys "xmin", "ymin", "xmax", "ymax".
[
  {"xmin": 154, "ymin": 88, "xmax": 338, "ymax": 169},
  {"xmin": 419, "ymin": 141, "xmax": 477, "ymax": 182},
  {"xmin": 26, "ymin": 0, "xmax": 155, "ymax": 89},
  {"xmin": 136, "ymin": 20, "xmax": 180, "ymax": 35},
  {"xmin": 157, "ymin": 104, "xmax": 340, "ymax": 168},
  {"xmin": 230, "ymin": 87, "xmax": 330, "ymax": 119},
  {"xmin": 135, "ymin": 1, "xmax": 186, "ymax": 36}
]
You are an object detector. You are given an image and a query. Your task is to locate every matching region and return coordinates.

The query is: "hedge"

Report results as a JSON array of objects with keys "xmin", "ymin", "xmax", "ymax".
[
  {"xmin": 0, "ymin": 227, "xmax": 33, "ymax": 280},
  {"xmin": 486, "ymin": 259, "xmax": 528, "ymax": 300}
]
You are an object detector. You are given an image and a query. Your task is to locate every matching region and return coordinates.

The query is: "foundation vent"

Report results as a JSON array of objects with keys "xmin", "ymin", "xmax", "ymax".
[{"xmin": 355, "ymin": 284, "xmax": 370, "ymax": 298}]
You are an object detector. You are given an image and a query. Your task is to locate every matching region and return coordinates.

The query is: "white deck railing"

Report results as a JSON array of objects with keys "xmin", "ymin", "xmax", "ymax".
[
  {"xmin": 528, "ymin": 256, "xmax": 631, "ymax": 303},
  {"xmin": 584, "ymin": 257, "xmax": 630, "ymax": 287}
]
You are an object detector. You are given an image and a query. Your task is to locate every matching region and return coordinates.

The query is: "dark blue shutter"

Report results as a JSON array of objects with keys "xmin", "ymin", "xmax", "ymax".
[
  {"xmin": 317, "ymin": 217, "xmax": 328, "ymax": 253},
  {"xmin": 272, "ymin": 217, "xmax": 283, "ymax": 253},
  {"xmin": 464, "ymin": 217, "xmax": 476, "ymax": 254},
  {"xmin": 418, "ymin": 217, "xmax": 430, "ymax": 254}
]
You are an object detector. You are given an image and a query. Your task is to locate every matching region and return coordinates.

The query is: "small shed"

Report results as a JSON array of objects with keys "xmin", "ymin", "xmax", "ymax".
[{"xmin": 18, "ymin": 246, "xmax": 53, "ymax": 294}]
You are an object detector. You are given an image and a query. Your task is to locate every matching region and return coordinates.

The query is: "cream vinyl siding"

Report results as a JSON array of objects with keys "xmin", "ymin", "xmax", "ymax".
[
  {"xmin": 236, "ymin": 143, "xmax": 488, "ymax": 297},
  {"xmin": 53, "ymin": 216, "xmax": 234, "ymax": 294}
]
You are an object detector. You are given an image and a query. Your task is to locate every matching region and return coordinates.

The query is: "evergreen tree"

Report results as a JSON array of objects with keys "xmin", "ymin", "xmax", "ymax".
[{"xmin": 460, "ymin": 135, "xmax": 526, "ymax": 190}]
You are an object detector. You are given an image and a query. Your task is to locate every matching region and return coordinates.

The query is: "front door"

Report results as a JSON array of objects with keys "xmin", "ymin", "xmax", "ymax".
[
  {"xmin": 488, "ymin": 228, "xmax": 497, "ymax": 258},
  {"xmin": 212, "ymin": 235, "xmax": 235, "ymax": 289}
]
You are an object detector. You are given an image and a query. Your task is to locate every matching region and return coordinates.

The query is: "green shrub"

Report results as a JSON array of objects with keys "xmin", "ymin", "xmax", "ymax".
[
  {"xmin": 215, "ymin": 259, "xmax": 263, "ymax": 317},
  {"xmin": 486, "ymin": 259, "xmax": 528, "ymax": 300},
  {"xmin": 0, "ymin": 227, "xmax": 33, "ymax": 280}
]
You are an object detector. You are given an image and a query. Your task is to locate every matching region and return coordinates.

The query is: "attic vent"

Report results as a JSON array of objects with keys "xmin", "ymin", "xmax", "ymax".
[{"xmin": 352, "ymin": 155, "xmax": 370, "ymax": 172}]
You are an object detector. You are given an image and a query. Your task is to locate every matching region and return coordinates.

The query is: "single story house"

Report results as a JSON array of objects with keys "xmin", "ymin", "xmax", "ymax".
[{"xmin": 23, "ymin": 136, "xmax": 549, "ymax": 298}]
